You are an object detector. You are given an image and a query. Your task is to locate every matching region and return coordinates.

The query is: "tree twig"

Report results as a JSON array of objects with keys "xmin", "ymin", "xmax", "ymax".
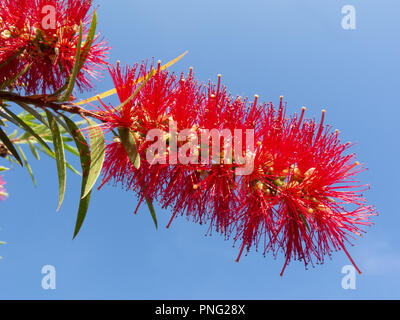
[{"xmin": 0, "ymin": 91, "xmax": 101, "ymax": 120}]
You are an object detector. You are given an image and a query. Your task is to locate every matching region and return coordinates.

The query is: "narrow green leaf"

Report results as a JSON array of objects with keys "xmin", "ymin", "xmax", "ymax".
[
  {"xmin": 62, "ymin": 116, "xmax": 92, "ymax": 239},
  {"xmin": 0, "ymin": 62, "xmax": 32, "ymax": 90},
  {"xmin": 27, "ymin": 140, "xmax": 40, "ymax": 160},
  {"xmin": 0, "ymin": 48, "xmax": 24, "ymax": 70},
  {"xmin": 145, "ymin": 196, "xmax": 158, "ymax": 229},
  {"xmin": 8, "ymin": 129, "xmax": 18, "ymax": 140},
  {"xmin": 63, "ymin": 143, "xmax": 80, "ymax": 157},
  {"xmin": 0, "ymin": 126, "xmax": 23, "ymax": 166},
  {"xmin": 50, "ymin": 78, "xmax": 70, "ymax": 98},
  {"xmin": 16, "ymin": 102, "xmax": 48, "ymax": 127},
  {"xmin": 116, "ymin": 68, "xmax": 155, "ymax": 111},
  {"xmin": 54, "ymin": 115, "xmax": 71, "ymax": 133},
  {"xmin": 28, "ymin": 143, "xmax": 40, "ymax": 159},
  {"xmin": 299, "ymin": 212, "xmax": 311, "ymax": 233},
  {"xmin": 81, "ymin": 119, "xmax": 105, "ymax": 199},
  {"xmin": 1, "ymin": 106, "xmax": 52, "ymax": 152},
  {"xmin": 79, "ymin": 11, "xmax": 97, "ymax": 70},
  {"xmin": 16, "ymin": 145, "xmax": 36, "ymax": 186},
  {"xmin": 59, "ymin": 23, "xmax": 83, "ymax": 102},
  {"xmin": 0, "ymin": 166, "xmax": 9, "ymax": 172},
  {"xmin": 73, "ymin": 190, "xmax": 91, "ymax": 239},
  {"xmin": 23, "ymin": 123, "xmax": 49, "ymax": 136},
  {"xmin": 118, "ymin": 127, "xmax": 140, "ymax": 169},
  {"xmin": 45, "ymin": 110, "xmax": 66, "ymax": 211},
  {"xmin": 36, "ymin": 146, "xmax": 80, "ymax": 175},
  {"xmin": 0, "ymin": 110, "xmax": 20, "ymax": 127}
]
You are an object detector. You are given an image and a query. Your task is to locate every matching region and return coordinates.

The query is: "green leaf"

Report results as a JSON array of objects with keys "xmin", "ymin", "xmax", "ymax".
[
  {"xmin": 54, "ymin": 115, "xmax": 72, "ymax": 133},
  {"xmin": 0, "ymin": 109, "xmax": 20, "ymax": 127},
  {"xmin": 63, "ymin": 143, "xmax": 80, "ymax": 157},
  {"xmin": 299, "ymin": 212, "xmax": 311, "ymax": 233},
  {"xmin": 79, "ymin": 11, "xmax": 97, "ymax": 70},
  {"xmin": 16, "ymin": 102, "xmax": 48, "ymax": 127},
  {"xmin": 116, "ymin": 68, "xmax": 155, "ymax": 111},
  {"xmin": 0, "ymin": 48, "xmax": 24, "ymax": 70},
  {"xmin": 16, "ymin": 144, "xmax": 36, "ymax": 186},
  {"xmin": 45, "ymin": 110, "xmax": 66, "ymax": 211},
  {"xmin": 62, "ymin": 116, "xmax": 92, "ymax": 239},
  {"xmin": 22, "ymin": 123, "xmax": 49, "ymax": 136},
  {"xmin": 27, "ymin": 140, "xmax": 40, "ymax": 160},
  {"xmin": 0, "ymin": 126, "xmax": 23, "ymax": 166},
  {"xmin": 36, "ymin": 146, "xmax": 80, "ymax": 175},
  {"xmin": 145, "ymin": 196, "xmax": 158, "ymax": 229},
  {"xmin": 1, "ymin": 106, "xmax": 53, "ymax": 152},
  {"xmin": 59, "ymin": 22, "xmax": 83, "ymax": 102},
  {"xmin": 0, "ymin": 62, "xmax": 32, "ymax": 90},
  {"xmin": 0, "ymin": 166, "xmax": 9, "ymax": 172},
  {"xmin": 8, "ymin": 129, "xmax": 18, "ymax": 140},
  {"xmin": 117, "ymin": 127, "xmax": 140, "ymax": 169},
  {"xmin": 81, "ymin": 119, "xmax": 105, "ymax": 199},
  {"xmin": 50, "ymin": 78, "xmax": 70, "ymax": 98}
]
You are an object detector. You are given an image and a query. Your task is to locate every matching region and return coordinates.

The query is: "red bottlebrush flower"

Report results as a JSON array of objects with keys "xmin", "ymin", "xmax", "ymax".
[
  {"xmin": 234, "ymin": 98, "xmax": 299, "ymax": 261},
  {"xmin": 96, "ymin": 62, "xmax": 148, "ymax": 131},
  {"xmin": 0, "ymin": 176, "xmax": 8, "ymax": 200},
  {"xmin": 273, "ymin": 114, "xmax": 375, "ymax": 275},
  {"xmin": 235, "ymin": 104, "xmax": 376, "ymax": 275},
  {"xmin": 100, "ymin": 139, "xmax": 132, "ymax": 189},
  {"xmin": 96, "ymin": 61, "xmax": 376, "ymax": 274},
  {"xmin": 0, "ymin": 0, "xmax": 109, "ymax": 94},
  {"xmin": 163, "ymin": 76, "xmax": 264, "ymax": 237},
  {"xmin": 97, "ymin": 61, "xmax": 179, "ymax": 206}
]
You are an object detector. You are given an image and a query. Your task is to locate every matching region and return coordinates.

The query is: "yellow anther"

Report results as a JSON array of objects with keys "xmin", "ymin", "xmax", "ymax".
[{"xmin": 304, "ymin": 167, "xmax": 316, "ymax": 178}]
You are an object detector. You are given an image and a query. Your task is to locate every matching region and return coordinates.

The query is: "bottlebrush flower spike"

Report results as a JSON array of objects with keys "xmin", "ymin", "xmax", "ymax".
[
  {"xmin": 273, "ymin": 113, "xmax": 375, "ymax": 275},
  {"xmin": 98, "ymin": 61, "xmax": 178, "ymax": 202},
  {"xmin": 234, "ymin": 98, "xmax": 300, "ymax": 262},
  {"xmin": 96, "ymin": 61, "xmax": 377, "ymax": 274},
  {"xmin": 236, "ymin": 106, "xmax": 376, "ymax": 275},
  {"xmin": 96, "ymin": 62, "xmax": 148, "ymax": 131},
  {"xmin": 0, "ymin": 0, "xmax": 109, "ymax": 94}
]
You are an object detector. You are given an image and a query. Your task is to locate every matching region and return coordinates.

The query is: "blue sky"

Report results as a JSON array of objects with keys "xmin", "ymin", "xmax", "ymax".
[{"xmin": 0, "ymin": 0, "xmax": 399, "ymax": 299}]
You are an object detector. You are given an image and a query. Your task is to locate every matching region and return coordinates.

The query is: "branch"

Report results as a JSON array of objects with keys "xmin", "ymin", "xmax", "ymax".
[{"xmin": 0, "ymin": 91, "xmax": 101, "ymax": 120}]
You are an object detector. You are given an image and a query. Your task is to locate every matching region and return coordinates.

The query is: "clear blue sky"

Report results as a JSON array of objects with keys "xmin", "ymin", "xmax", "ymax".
[{"xmin": 0, "ymin": 0, "xmax": 399, "ymax": 299}]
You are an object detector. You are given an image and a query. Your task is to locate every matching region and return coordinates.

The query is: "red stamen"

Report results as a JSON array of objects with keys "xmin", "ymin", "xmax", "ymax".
[{"xmin": 235, "ymin": 243, "xmax": 246, "ymax": 263}]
